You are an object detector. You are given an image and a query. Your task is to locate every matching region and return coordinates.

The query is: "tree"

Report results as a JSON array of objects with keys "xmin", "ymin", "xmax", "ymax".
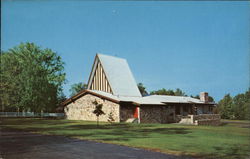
[
  {"xmin": 174, "ymin": 88, "xmax": 186, "ymax": 96},
  {"xmin": 208, "ymin": 96, "xmax": 214, "ymax": 102},
  {"xmin": 218, "ymin": 94, "xmax": 234, "ymax": 119},
  {"xmin": 0, "ymin": 42, "xmax": 66, "ymax": 112},
  {"xmin": 137, "ymin": 83, "xmax": 148, "ymax": 96},
  {"xmin": 107, "ymin": 112, "xmax": 115, "ymax": 124},
  {"xmin": 232, "ymin": 90, "xmax": 250, "ymax": 120},
  {"xmin": 232, "ymin": 93, "xmax": 245, "ymax": 119},
  {"xmin": 150, "ymin": 88, "xmax": 174, "ymax": 95},
  {"xmin": 216, "ymin": 89, "xmax": 250, "ymax": 120},
  {"xmin": 69, "ymin": 82, "xmax": 87, "ymax": 97},
  {"xmin": 150, "ymin": 88, "xmax": 186, "ymax": 96},
  {"xmin": 56, "ymin": 92, "xmax": 67, "ymax": 112},
  {"xmin": 243, "ymin": 90, "xmax": 250, "ymax": 120},
  {"xmin": 92, "ymin": 100, "xmax": 105, "ymax": 126}
]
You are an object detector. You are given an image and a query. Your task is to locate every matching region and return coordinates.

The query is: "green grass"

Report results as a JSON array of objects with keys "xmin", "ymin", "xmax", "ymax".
[{"xmin": 1, "ymin": 118, "xmax": 250, "ymax": 158}]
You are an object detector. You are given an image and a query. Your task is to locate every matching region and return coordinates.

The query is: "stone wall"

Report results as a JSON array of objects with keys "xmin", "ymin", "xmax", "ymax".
[
  {"xmin": 64, "ymin": 94, "xmax": 120, "ymax": 122},
  {"xmin": 197, "ymin": 119, "xmax": 220, "ymax": 126},
  {"xmin": 177, "ymin": 114, "xmax": 221, "ymax": 126},
  {"xmin": 193, "ymin": 114, "xmax": 221, "ymax": 126},
  {"xmin": 193, "ymin": 114, "xmax": 220, "ymax": 121},
  {"xmin": 120, "ymin": 103, "xmax": 136, "ymax": 122},
  {"xmin": 140, "ymin": 105, "xmax": 175, "ymax": 123}
]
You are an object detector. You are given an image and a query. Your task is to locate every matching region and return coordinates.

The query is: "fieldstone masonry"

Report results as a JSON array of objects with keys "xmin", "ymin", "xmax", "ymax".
[
  {"xmin": 120, "ymin": 104, "xmax": 136, "ymax": 122},
  {"xmin": 193, "ymin": 114, "xmax": 221, "ymax": 126},
  {"xmin": 140, "ymin": 106, "xmax": 175, "ymax": 123},
  {"xmin": 63, "ymin": 93, "xmax": 219, "ymax": 125},
  {"xmin": 64, "ymin": 94, "xmax": 120, "ymax": 122}
]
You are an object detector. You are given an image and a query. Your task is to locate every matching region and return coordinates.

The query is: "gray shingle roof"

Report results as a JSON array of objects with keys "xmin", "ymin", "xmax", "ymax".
[{"xmin": 96, "ymin": 54, "xmax": 142, "ymax": 97}]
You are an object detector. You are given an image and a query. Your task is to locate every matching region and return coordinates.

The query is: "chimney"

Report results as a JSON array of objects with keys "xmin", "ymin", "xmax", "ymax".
[{"xmin": 200, "ymin": 92, "xmax": 209, "ymax": 103}]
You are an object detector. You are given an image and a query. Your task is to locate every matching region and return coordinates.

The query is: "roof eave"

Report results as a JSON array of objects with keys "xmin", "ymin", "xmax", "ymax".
[{"xmin": 61, "ymin": 90, "xmax": 120, "ymax": 107}]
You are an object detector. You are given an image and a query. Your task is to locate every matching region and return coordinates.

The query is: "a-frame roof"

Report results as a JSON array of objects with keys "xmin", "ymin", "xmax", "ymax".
[{"xmin": 87, "ymin": 54, "xmax": 142, "ymax": 97}]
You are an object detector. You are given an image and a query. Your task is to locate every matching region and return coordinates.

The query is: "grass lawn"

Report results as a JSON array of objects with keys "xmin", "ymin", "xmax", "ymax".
[{"xmin": 1, "ymin": 118, "xmax": 250, "ymax": 158}]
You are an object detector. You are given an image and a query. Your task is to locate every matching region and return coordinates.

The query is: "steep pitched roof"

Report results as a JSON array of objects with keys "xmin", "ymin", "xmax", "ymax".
[{"xmin": 87, "ymin": 54, "xmax": 142, "ymax": 97}]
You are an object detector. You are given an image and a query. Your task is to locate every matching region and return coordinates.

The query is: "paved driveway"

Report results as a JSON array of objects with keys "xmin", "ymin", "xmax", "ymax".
[{"xmin": 0, "ymin": 128, "xmax": 192, "ymax": 159}]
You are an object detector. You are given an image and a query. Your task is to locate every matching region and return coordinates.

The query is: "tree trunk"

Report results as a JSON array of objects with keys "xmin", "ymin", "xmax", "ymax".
[{"xmin": 97, "ymin": 116, "xmax": 99, "ymax": 126}]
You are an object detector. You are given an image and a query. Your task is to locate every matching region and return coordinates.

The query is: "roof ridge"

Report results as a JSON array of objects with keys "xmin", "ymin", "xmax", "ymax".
[{"xmin": 97, "ymin": 53, "xmax": 126, "ymax": 61}]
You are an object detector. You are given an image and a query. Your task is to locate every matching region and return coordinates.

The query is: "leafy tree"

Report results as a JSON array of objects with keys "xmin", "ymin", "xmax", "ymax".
[
  {"xmin": 69, "ymin": 82, "xmax": 87, "ymax": 97},
  {"xmin": 137, "ymin": 83, "xmax": 148, "ymax": 96},
  {"xmin": 150, "ymin": 88, "xmax": 174, "ymax": 95},
  {"xmin": 218, "ymin": 94, "xmax": 234, "ymax": 119},
  {"xmin": 174, "ymin": 88, "xmax": 186, "ymax": 96},
  {"xmin": 107, "ymin": 112, "xmax": 115, "ymax": 124},
  {"xmin": 0, "ymin": 42, "xmax": 66, "ymax": 112},
  {"xmin": 208, "ymin": 96, "xmax": 215, "ymax": 102},
  {"xmin": 92, "ymin": 100, "xmax": 105, "ymax": 126},
  {"xmin": 232, "ymin": 93, "xmax": 245, "ymax": 119},
  {"xmin": 55, "ymin": 92, "xmax": 67, "ymax": 112},
  {"xmin": 232, "ymin": 90, "xmax": 250, "ymax": 120},
  {"xmin": 243, "ymin": 90, "xmax": 250, "ymax": 120},
  {"xmin": 150, "ymin": 88, "xmax": 186, "ymax": 96},
  {"xmin": 217, "ymin": 89, "xmax": 250, "ymax": 120}
]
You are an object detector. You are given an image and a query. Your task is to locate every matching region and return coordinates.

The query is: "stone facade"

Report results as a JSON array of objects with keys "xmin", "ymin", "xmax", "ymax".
[
  {"xmin": 140, "ymin": 105, "xmax": 175, "ymax": 123},
  {"xmin": 193, "ymin": 114, "xmax": 220, "ymax": 121},
  {"xmin": 197, "ymin": 105, "xmax": 211, "ymax": 114},
  {"xmin": 64, "ymin": 93, "xmax": 218, "ymax": 125},
  {"xmin": 177, "ymin": 114, "xmax": 221, "ymax": 126},
  {"xmin": 120, "ymin": 103, "xmax": 136, "ymax": 122},
  {"xmin": 64, "ymin": 94, "xmax": 120, "ymax": 122}
]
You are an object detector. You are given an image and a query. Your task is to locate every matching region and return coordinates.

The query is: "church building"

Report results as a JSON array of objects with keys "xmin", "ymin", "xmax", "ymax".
[{"xmin": 62, "ymin": 54, "xmax": 217, "ymax": 124}]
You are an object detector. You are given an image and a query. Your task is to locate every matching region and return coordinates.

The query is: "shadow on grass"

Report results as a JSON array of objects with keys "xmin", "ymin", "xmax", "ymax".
[
  {"xmin": 1, "ymin": 118, "xmax": 191, "ymax": 142},
  {"xmin": 1, "ymin": 117, "xmax": 75, "ymax": 126},
  {"xmin": 53, "ymin": 124, "xmax": 191, "ymax": 142},
  {"xmin": 220, "ymin": 120, "xmax": 250, "ymax": 129},
  {"xmin": 200, "ymin": 145, "xmax": 250, "ymax": 159}
]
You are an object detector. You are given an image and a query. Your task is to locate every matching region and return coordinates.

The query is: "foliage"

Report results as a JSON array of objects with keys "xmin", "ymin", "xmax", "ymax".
[
  {"xmin": 218, "ymin": 94, "xmax": 234, "ymax": 119},
  {"xmin": 2, "ymin": 118, "xmax": 250, "ymax": 159},
  {"xmin": 69, "ymin": 82, "xmax": 87, "ymax": 97},
  {"xmin": 218, "ymin": 90, "xmax": 250, "ymax": 120},
  {"xmin": 174, "ymin": 88, "xmax": 186, "ymax": 96},
  {"xmin": 150, "ymin": 88, "xmax": 186, "ymax": 96},
  {"xmin": 107, "ymin": 112, "xmax": 115, "ymax": 124},
  {"xmin": 55, "ymin": 92, "xmax": 67, "ymax": 112},
  {"xmin": 92, "ymin": 100, "xmax": 105, "ymax": 125},
  {"xmin": 0, "ymin": 42, "xmax": 66, "ymax": 112},
  {"xmin": 150, "ymin": 88, "xmax": 174, "ymax": 95},
  {"xmin": 137, "ymin": 83, "xmax": 148, "ymax": 96}
]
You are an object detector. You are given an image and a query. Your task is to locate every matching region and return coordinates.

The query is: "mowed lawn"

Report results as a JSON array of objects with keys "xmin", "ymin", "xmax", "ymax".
[{"xmin": 1, "ymin": 118, "xmax": 250, "ymax": 158}]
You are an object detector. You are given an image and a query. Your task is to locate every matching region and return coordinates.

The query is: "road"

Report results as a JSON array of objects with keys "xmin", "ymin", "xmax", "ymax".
[{"xmin": 0, "ymin": 128, "xmax": 192, "ymax": 159}]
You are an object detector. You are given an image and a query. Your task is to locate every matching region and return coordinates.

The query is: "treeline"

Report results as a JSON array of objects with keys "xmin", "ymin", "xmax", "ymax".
[
  {"xmin": 137, "ymin": 83, "xmax": 214, "ymax": 101},
  {"xmin": 217, "ymin": 90, "xmax": 250, "ymax": 120},
  {"xmin": 137, "ymin": 83, "xmax": 186, "ymax": 97},
  {"xmin": 0, "ymin": 43, "xmax": 66, "ymax": 113}
]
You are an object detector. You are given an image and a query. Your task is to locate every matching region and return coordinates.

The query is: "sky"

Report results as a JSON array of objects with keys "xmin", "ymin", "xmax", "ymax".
[{"xmin": 2, "ymin": 0, "xmax": 249, "ymax": 101}]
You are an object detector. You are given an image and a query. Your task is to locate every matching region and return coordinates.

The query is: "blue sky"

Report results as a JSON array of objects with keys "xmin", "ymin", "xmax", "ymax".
[{"xmin": 2, "ymin": 1, "xmax": 249, "ymax": 101}]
